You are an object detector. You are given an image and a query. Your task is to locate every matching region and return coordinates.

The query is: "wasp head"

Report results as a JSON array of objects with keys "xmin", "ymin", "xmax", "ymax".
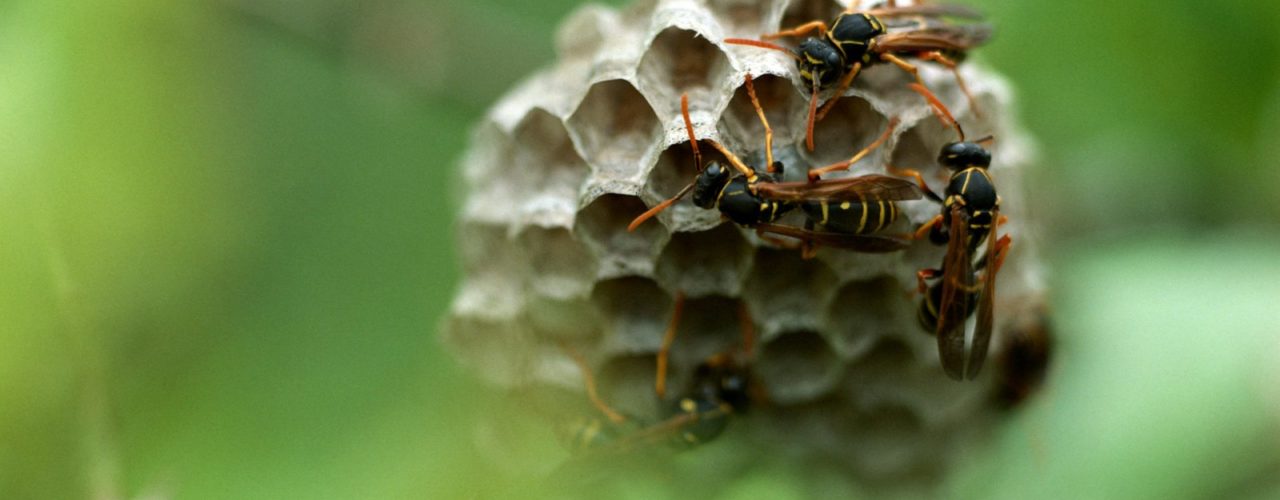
[
  {"xmin": 796, "ymin": 38, "xmax": 844, "ymax": 90},
  {"xmin": 938, "ymin": 141, "xmax": 992, "ymax": 170},
  {"xmin": 692, "ymin": 161, "xmax": 732, "ymax": 209}
]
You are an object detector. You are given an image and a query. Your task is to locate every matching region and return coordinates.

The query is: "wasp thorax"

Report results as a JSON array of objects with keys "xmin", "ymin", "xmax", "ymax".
[
  {"xmin": 829, "ymin": 13, "xmax": 885, "ymax": 63},
  {"xmin": 692, "ymin": 162, "xmax": 731, "ymax": 209},
  {"xmin": 939, "ymin": 141, "xmax": 992, "ymax": 169}
]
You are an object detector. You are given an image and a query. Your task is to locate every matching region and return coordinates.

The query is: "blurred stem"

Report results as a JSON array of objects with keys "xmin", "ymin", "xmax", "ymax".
[{"xmin": 35, "ymin": 196, "xmax": 123, "ymax": 500}]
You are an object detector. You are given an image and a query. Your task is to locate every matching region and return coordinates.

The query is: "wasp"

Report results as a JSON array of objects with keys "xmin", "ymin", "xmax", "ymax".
[
  {"xmin": 724, "ymin": 1, "xmax": 991, "ymax": 151},
  {"xmin": 628, "ymin": 74, "xmax": 922, "ymax": 256},
  {"xmin": 889, "ymin": 83, "xmax": 1010, "ymax": 380},
  {"xmin": 559, "ymin": 294, "xmax": 760, "ymax": 453}
]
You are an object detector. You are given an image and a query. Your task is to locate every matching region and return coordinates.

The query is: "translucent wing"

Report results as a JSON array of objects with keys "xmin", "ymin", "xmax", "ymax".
[
  {"xmin": 756, "ymin": 223, "xmax": 911, "ymax": 253},
  {"xmin": 755, "ymin": 174, "xmax": 923, "ymax": 202},
  {"xmin": 967, "ymin": 207, "xmax": 999, "ymax": 379},
  {"xmin": 936, "ymin": 203, "xmax": 973, "ymax": 380},
  {"xmin": 866, "ymin": 5, "xmax": 984, "ymax": 20},
  {"xmin": 874, "ymin": 24, "xmax": 994, "ymax": 53}
]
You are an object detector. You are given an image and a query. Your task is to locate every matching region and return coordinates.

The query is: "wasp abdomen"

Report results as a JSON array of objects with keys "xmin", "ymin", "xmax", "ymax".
[
  {"xmin": 916, "ymin": 278, "xmax": 979, "ymax": 334},
  {"xmin": 801, "ymin": 198, "xmax": 899, "ymax": 234}
]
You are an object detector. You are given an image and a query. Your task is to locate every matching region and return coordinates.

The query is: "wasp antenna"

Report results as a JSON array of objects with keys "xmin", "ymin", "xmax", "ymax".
[
  {"xmin": 723, "ymin": 38, "xmax": 802, "ymax": 61},
  {"xmin": 908, "ymin": 83, "xmax": 965, "ymax": 142},
  {"xmin": 628, "ymin": 182, "xmax": 695, "ymax": 232},
  {"xmin": 974, "ymin": 135, "xmax": 996, "ymax": 145},
  {"xmin": 680, "ymin": 94, "xmax": 704, "ymax": 172}
]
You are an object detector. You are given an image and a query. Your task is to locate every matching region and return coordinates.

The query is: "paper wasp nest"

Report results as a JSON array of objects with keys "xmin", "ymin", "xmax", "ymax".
[{"xmin": 445, "ymin": 0, "xmax": 1045, "ymax": 494}]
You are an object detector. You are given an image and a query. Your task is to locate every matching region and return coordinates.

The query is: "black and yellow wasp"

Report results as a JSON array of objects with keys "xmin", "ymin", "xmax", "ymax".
[
  {"xmin": 628, "ymin": 74, "xmax": 923, "ymax": 256},
  {"xmin": 890, "ymin": 83, "xmax": 1011, "ymax": 380},
  {"xmin": 558, "ymin": 296, "xmax": 761, "ymax": 454},
  {"xmin": 725, "ymin": 0, "xmax": 991, "ymax": 151}
]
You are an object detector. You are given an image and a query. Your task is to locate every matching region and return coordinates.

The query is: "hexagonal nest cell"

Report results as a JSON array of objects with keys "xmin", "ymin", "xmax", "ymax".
[{"xmin": 445, "ymin": 0, "xmax": 1047, "ymax": 494}]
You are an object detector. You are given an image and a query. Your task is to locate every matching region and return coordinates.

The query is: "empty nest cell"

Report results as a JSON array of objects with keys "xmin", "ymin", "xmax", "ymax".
[
  {"xmin": 442, "ymin": 315, "xmax": 535, "ymax": 388},
  {"xmin": 655, "ymin": 224, "xmax": 754, "ymax": 297},
  {"xmin": 517, "ymin": 226, "xmax": 598, "ymax": 298},
  {"xmin": 509, "ymin": 109, "xmax": 591, "ymax": 225},
  {"xmin": 706, "ymin": 0, "xmax": 778, "ymax": 36},
  {"xmin": 755, "ymin": 329, "xmax": 841, "ymax": 405},
  {"xmin": 566, "ymin": 79, "xmax": 662, "ymax": 178},
  {"xmin": 636, "ymin": 27, "xmax": 734, "ymax": 116},
  {"xmin": 778, "ymin": 0, "xmax": 842, "ymax": 36},
  {"xmin": 741, "ymin": 247, "xmax": 838, "ymax": 338},
  {"xmin": 526, "ymin": 292, "xmax": 602, "ymax": 343},
  {"xmin": 591, "ymin": 276, "xmax": 676, "ymax": 354},
  {"xmin": 575, "ymin": 193, "xmax": 668, "ymax": 278},
  {"xmin": 826, "ymin": 276, "xmax": 913, "ymax": 350}
]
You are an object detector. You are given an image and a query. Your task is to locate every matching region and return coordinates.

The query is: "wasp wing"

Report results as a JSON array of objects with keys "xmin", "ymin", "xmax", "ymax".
[
  {"xmin": 866, "ymin": 4, "xmax": 984, "ymax": 20},
  {"xmin": 874, "ymin": 24, "xmax": 994, "ymax": 53},
  {"xmin": 936, "ymin": 203, "xmax": 973, "ymax": 380},
  {"xmin": 967, "ymin": 207, "xmax": 999, "ymax": 380},
  {"xmin": 757, "ymin": 223, "xmax": 911, "ymax": 253},
  {"xmin": 755, "ymin": 174, "xmax": 923, "ymax": 203}
]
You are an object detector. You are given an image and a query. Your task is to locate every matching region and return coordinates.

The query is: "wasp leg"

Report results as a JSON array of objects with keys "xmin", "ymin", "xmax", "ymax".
[
  {"xmin": 805, "ymin": 79, "xmax": 820, "ymax": 151},
  {"xmin": 886, "ymin": 165, "xmax": 943, "ymax": 202},
  {"xmin": 908, "ymin": 82, "xmax": 965, "ymax": 142},
  {"xmin": 742, "ymin": 74, "xmax": 774, "ymax": 172},
  {"xmin": 912, "ymin": 214, "xmax": 944, "ymax": 243},
  {"xmin": 755, "ymin": 227, "xmax": 806, "ymax": 250},
  {"xmin": 655, "ymin": 292, "xmax": 687, "ymax": 399},
  {"xmin": 981, "ymin": 234, "xmax": 1013, "ymax": 276},
  {"xmin": 815, "ymin": 63, "xmax": 862, "ymax": 122},
  {"xmin": 800, "ymin": 219, "xmax": 819, "ymax": 259},
  {"xmin": 916, "ymin": 267, "xmax": 941, "ymax": 294},
  {"xmin": 562, "ymin": 342, "xmax": 628, "ymax": 424},
  {"xmin": 763, "ymin": 20, "xmax": 829, "ymax": 40},
  {"xmin": 917, "ymin": 51, "xmax": 980, "ymax": 118},
  {"xmin": 880, "ymin": 53, "xmax": 963, "ymax": 123},
  {"xmin": 808, "ymin": 116, "xmax": 899, "ymax": 181}
]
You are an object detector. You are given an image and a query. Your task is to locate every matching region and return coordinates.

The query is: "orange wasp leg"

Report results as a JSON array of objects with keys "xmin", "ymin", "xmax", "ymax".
[
  {"xmin": 561, "ymin": 342, "xmax": 628, "ymax": 425},
  {"xmin": 808, "ymin": 116, "xmax": 899, "ymax": 181},
  {"xmin": 815, "ymin": 62, "xmax": 862, "ymax": 122},
  {"xmin": 742, "ymin": 74, "xmax": 774, "ymax": 172},
  {"xmin": 655, "ymin": 292, "xmax": 687, "ymax": 399},
  {"xmin": 916, "ymin": 51, "xmax": 980, "ymax": 118},
  {"xmin": 763, "ymin": 20, "xmax": 829, "ymax": 40}
]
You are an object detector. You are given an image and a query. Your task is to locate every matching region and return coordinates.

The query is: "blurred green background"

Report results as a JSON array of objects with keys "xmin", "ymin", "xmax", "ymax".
[{"xmin": 1, "ymin": 0, "xmax": 1278, "ymax": 498}]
